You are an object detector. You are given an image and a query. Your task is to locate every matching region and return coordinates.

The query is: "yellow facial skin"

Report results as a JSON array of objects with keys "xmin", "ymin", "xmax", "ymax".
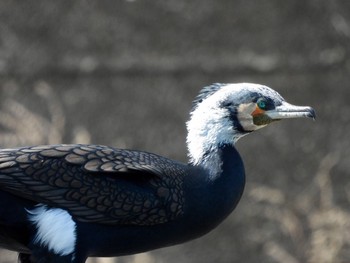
[
  {"xmin": 251, "ymin": 105, "xmax": 278, "ymax": 126},
  {"xmin": 237, "ymin": 103, "xmax": 276, "ymax": 131}
]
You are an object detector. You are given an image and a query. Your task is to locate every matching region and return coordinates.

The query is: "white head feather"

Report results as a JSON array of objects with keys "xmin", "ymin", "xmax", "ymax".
[{"xmin": 186, "ymin": 83, "xmax": 283, "ymax": 166}]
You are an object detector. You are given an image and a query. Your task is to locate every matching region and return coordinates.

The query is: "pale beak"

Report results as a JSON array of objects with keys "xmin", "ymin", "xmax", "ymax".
[{"xmin": 265, "ymin": 102, "xmax": 316, "ymax": 120}]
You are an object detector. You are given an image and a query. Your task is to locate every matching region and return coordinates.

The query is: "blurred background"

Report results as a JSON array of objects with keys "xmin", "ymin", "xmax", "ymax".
[{"xmin": 0, "ymin": 1, "xmax": 349, "ymax": 262}]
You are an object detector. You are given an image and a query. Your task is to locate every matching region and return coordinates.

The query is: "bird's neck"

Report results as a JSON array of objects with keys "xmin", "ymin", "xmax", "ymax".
[
  {"xmin": 204, "ymin": 144, "xmax": 245, "ymax": 211},
  {"xmin": 186, "ymin": 112, "xmax": 248, "ymax": 173},
  {"xmin": 193, "ymin": 143, "xmax": 244, "ymax": 181},
  {"xmin": 194, "ymin": 146, "xmax": 226, "ymax": 180},
  {"xmin": 186, "ymin": 129, "xmax": 246, "ymax": 179},
  {"xmin": 183, "ymin": 143, "xmax": 245, "ymax": 235}
]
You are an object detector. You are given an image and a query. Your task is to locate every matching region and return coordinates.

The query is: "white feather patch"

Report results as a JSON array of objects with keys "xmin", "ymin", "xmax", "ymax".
[
  {"xmin": 187, "ymin": 84, "xmax": 248, "ymax": 164},
  {"xmin": 186, "ymin": 83, "xmax": 280, "ymax": 168},
  {"xmin": 28, "ymin": 205, "xmax": 76, "ymax": 256}
]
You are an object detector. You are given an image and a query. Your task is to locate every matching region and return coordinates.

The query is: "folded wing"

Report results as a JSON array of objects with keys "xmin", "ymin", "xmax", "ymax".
[{"xmin": 0, "ymin": 144, "xmax": 185, "ymax": 225}]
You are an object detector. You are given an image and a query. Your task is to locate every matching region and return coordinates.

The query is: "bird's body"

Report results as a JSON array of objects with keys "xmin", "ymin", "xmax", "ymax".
[
  {"xmin": 0, "ymin": 143, "xmax": 244, "ymax": 261},
  {"xmin": 0, "ymin": 83, "xmax": 315, "ymax": 262}
]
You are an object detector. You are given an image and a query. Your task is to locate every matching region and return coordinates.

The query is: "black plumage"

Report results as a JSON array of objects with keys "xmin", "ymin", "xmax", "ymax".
[{"xmin": 0, "ymin": 83, "xmax": 315, "ymax": 263}]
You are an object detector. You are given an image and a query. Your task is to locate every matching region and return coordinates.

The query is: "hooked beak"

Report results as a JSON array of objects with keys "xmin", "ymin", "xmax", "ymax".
[{"xmin": 265, "ymin": 102, "xmax": 316, "ymax": 120}]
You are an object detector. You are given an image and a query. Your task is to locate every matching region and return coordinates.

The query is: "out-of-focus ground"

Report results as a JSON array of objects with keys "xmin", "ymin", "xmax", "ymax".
[{"xmin": 0, "ymin": 1, "xmax": 349, "ymax": 262}]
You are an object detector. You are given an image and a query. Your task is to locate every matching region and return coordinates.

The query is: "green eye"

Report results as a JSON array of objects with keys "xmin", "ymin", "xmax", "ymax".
[{"xmin": 257, "ymin": 100, "xmax": 267, "ymax": 110}]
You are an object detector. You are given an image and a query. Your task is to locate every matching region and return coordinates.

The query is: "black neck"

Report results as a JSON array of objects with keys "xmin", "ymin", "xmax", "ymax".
[{"xmin": 183, "ymin": 144, "xmax": 246, "ymax": 234}]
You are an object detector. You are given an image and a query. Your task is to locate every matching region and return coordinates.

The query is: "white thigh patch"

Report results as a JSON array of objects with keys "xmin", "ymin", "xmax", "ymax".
[{"xmin": 27, "ymin": 205, "xmax": 76, "ymax": 256}]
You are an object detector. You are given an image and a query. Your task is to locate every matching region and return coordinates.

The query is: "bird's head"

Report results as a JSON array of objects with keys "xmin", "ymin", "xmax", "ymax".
[{"xmin": 187, "ymin": 83, "xmax": 315, "ymax": 164}]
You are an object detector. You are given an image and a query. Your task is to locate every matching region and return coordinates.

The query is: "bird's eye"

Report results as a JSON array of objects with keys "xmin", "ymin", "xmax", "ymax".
[{"xmin": 257, "ymin": 99, "xmax": 267, "ymax": 110}]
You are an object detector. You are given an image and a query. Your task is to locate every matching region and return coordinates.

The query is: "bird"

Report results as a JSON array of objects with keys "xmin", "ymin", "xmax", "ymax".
[{"xmin": 0, "ymin": 83, "xmax": 315, "ymax": 263}]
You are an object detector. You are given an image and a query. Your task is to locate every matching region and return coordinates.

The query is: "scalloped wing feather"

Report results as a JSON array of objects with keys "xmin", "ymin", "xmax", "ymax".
[{"xmin": 0, "ymin": 144, "xmax": 185, "ymax": 225}]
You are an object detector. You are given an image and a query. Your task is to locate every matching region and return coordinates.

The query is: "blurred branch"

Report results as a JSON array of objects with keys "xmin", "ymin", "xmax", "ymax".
[{"xmin": 249, "ymin": 151, "xmax": 349, "ymax": 263}]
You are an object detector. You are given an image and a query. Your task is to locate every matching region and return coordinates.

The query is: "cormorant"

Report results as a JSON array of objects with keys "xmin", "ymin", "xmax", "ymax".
[{"xmin": 0, "ymin": 83, "xmax": 315, "ymax": 263}]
